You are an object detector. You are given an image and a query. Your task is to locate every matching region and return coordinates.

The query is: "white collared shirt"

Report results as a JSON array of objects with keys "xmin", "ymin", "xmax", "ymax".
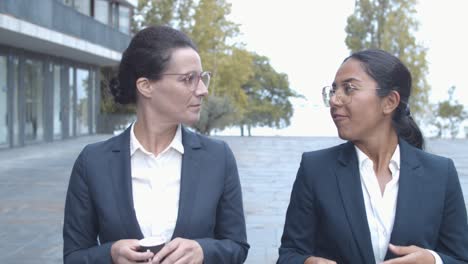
[
  {"xmin": 130, "ymin": 123, "xmax": 184, "ymax": 241},
  {"xmin": 356, "ymin": 145, "xmax": 442, "ymax": 264}
]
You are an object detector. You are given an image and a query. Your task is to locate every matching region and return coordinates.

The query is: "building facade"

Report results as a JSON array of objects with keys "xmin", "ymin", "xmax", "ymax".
[{"xmin": 0, "ymin": 0, "xmax": 136, "ymax": 149}]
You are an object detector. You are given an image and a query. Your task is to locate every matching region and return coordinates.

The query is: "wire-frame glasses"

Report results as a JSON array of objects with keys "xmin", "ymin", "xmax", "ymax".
[{"xmin": 161, "ymin": 71, "xmax": 211, "ymax": 91}]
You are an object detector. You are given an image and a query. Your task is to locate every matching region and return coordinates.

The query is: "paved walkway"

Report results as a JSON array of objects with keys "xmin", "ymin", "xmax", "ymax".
[
  {"xmin": 0, "ymin": 135, "xmax": 467, "ymax": 263},
  {"xmin": 224, "ymin": 137, "xmax": 468, "ymax": 264}
]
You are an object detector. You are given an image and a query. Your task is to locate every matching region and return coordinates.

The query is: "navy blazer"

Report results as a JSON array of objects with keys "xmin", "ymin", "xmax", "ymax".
[
  {"xmin": 278, "ymin": 139, "xmax": 468, "ymax": 264},
  {"xmin": 63, "ymin": 126, "xmax": 249, "ymax": 263}
]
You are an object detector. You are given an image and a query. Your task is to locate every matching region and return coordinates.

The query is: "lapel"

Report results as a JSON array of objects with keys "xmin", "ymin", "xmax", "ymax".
[
  {"xmin": 385, "ymin": 139, "xmax": 423, "ymax": 259},
  {"xmin": 172, "ymin": 126, "xmax": 202, "ymax": 239},
  {"xmin": 335, "ymin": 141, "xmax": 375, "ymax": 264},
  {"xmin": 109, "ymin": 126, "xmax": 144, "ymax": 239}
]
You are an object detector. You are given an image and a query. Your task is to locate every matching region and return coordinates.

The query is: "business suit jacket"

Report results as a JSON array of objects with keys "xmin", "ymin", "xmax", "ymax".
[
  {"xmin": 278, "ymin": 139, "xmax": 468, "ymax": 264},
  {"xmin": 63, "ymin": 126, "xmax": 249, "ymax": 263}
]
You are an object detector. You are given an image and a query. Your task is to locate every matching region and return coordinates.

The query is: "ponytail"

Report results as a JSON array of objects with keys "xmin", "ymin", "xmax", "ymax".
[{"xmin": 392, "ymin": 104, "xmax": 424, "ymax": 149}]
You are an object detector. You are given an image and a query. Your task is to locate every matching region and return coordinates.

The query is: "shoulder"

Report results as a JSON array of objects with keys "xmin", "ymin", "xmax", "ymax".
[
  {"xmin": 416, "ymin": 148, "xmax": 451, "ymax": 164},
  {"xmin": 302, "ymin": 142, "xmax": 349, "ymax": 163},
  {"xmin": 400, "ymin": 141, "xmax": 457, "ymax": 186},
  {"xmin": 83, "ymin": 135, "xmax": 119, "ymax": 153},
  {"xmin": 77, "ymin": 132, "xmax": 127, "ymax": 161},
  {"xmin": 183, "ymin": 127, "xmax": 232, "ymax": 154},
  {"xmin": 182, "ymin": 129, "xmax": 239, "ymax": 179},
  {"xmin": 198, "ymin": 133, "xmax": 229, "ymax": 150},
  {"xmin": 297, "ymin": 142, "xmax": 352, "ymax": 182},
  {"xmin": 417, "ymin": 149, "xmax": 455, "ymax": 178},
  {"xmin": 402, "ymin": 141, "xmax": 454, "ymax": 170}
]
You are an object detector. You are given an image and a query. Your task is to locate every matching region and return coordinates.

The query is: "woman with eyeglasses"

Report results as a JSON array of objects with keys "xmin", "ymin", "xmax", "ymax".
[
  {"xmin": 278, "ymin": 49, "xmax": 468, "ymax": 264},
  {"xmin": 63, "ymin": 26, "xmax": 249, "ymax": 264}
]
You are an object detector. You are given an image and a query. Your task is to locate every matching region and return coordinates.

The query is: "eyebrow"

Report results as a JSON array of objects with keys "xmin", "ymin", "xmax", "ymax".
[
  {"xmin": 179, "ymin": 71, "xmax": 196, "ymax": 76},
  {"xmin": 162, "ymin": 71, "xmax": 197, "ymax": 78},
  {"xmin": 332, "ymin": 77, "xmax": 361, "ymax": 87}
]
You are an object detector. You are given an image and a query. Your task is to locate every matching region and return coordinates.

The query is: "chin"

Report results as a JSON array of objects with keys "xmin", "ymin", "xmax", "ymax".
[
  {"xmin": 337, "ymin": 133, "xmax": 348, "ymax": 141},
  {"xmin": 337, "ymin": 128, "xmax": 351, "ymax": 141},
  {"xmin": 182, "ymin": 115, "xmax": 200, "ymax": 126}
]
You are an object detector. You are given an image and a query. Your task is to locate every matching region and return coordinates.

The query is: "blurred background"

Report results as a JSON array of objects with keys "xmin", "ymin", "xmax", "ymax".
[
  {"xmin": 0, "ymin": 0, "xmax": 467, "ymax": 149},
  {"xmin": 0, "ymin": 1, "xmax": 467, "ymax": 263}
]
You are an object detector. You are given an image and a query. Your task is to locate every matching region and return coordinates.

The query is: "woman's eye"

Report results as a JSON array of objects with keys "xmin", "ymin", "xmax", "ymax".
[
  {"xmin": 344, "ymin": 83, "xmax": 356, "ymax": 94},
  {"xmin": 184, "ymin": 73, "xmax": 196, "ymax": 84}
]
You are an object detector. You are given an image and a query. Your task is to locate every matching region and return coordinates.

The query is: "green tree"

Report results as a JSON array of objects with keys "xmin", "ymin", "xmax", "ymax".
[
  {"xmin": 132, "ymin": 0, "xmax": 196, "ymax": 32},
  {"xmin": 240, "ymin": 54, "xmax": 300, "ymax": 136},
  {"xmin": 132, "ymin": 0, "xmax": 252, "ymax": 135},
  {"xmin": 189, "ymin": 0, "xmax": 251, "ymax": 106},
  {"xmin": 130, "ymin": 0, "xmax": 297, "ymax": 135},
  {"xmin": 189, "ymin": 0, "xmax": 253, "ymax": 134},
  {"xmin": 191, "ymin": 95, "xmax": 239, "ymax": 135},
  {"xmin": 434, "ymin": 86, "xmax": 467, "ymax": 138},
  {"xmin": 345, "ymin": 0, "xmax": 430, "ymax": 118}
]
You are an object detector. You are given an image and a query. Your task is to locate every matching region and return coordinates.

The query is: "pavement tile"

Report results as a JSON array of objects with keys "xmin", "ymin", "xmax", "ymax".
[{"xmin": 0, "ymin": 135, "xmax": 466, "ymax": 264}]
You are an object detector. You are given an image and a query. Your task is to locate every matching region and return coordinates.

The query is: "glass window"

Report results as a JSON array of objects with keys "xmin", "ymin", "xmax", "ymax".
[
  {"xmin": 53, "ymin": 65, "xmax": 62, "ymax": 139},
  {"xmin": 94, "ymin": 0, "xmax": 109, "ymax": 25},
  {"xmin": 24, "ymin": 59, "xmax": 44, "ymax": 143},
  {"xmin": 90, "ymin": 70, "xmax": 96, "ymax": 134},
  {"xmin": 76, "ymin": 68, "xmax": 90, "ymax": 135},
  {"xmin": 0, "ymin": 56, "xmax": 8, "ymax": 147},
  {"xmin": 74, "ymin": 0, "xmax": 91, "ymax": 16},
  {"xmin": 12, "ymin": 57, "xmax": 19, "ymax": 146},
  {"xmin": 119, "ymin": 5, "xmax": 130, "ymax": 34},
  {"xmin": 111, "ymin": 2, "xmax": 119, "ymax": 29},
  {"xmin": 69, "ymin": 68, "xmax": 75, "ymax": 136},
  {"xmin": 62, "ymin": 0, "xmax": 73, "ymax": 7}
]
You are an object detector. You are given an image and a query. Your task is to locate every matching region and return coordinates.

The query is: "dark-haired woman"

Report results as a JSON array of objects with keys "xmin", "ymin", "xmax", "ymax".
[
  {"xmin": 63, "ymin": 26, "xmax": 249, "ymax": 264},
  {"xmin": 278, "ymin": 49, "xmax": 468, "ymax": 264}
]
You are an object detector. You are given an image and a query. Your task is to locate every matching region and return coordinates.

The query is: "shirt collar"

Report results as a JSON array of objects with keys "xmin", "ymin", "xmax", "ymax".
[
  {"xmin": 130, "ymin": 122, "xmax": 184, "ymax": 156},
  {"xmin": 355, "ymin": 144, "xmax": 400, "ymax": 173}
]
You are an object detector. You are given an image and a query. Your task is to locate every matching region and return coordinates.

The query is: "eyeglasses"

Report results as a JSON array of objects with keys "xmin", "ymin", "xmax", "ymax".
[
  {"xmin": 160, "ymin": 71, "xmax": 211, "ymax": 91},
  {"xmin": 322, "ymin": 83, "xmax": 380, "ymax": 107}
]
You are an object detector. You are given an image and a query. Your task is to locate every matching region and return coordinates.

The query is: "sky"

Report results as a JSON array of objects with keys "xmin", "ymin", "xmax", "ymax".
[{"xmin": 216, "ymin": 0, "xmax": 468, "ymax": 137}]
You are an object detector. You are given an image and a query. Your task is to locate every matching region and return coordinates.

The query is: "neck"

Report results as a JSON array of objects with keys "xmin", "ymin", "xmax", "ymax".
[
  {"xmin": 134, "ymin": 106, "xmax": 178, "ymax": 156},
  {"xmin": 354, "ymin": 128, "xmax": 398, "ymax": 171}
]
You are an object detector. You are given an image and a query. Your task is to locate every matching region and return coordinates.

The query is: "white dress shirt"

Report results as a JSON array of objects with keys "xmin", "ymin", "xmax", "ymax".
[
  {"xmin": 356, "ymin": 145, "xmax": 442, "ymax": 264},
  {"xmin": 130, "ymin": 123, "xmax": 184, "ymax": 241}
]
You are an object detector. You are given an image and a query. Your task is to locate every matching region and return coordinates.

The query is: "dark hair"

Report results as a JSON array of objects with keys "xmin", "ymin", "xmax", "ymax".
[
  {"xmin": 344, "ymin": 49, "xmax": 424, "ymax": 149},
  {"xmin": 110, "ymin": 26, "xmax": 197, "ymax": 104}
]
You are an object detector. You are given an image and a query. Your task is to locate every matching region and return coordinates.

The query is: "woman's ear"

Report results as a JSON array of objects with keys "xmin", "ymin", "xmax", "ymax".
[
  {"xmin": 135, "ymin": 77, "xmax": 153, "ymax": 99},
  {"xmin": 383, "ymin": 90, "xmax": 400, "ymax": 115}
]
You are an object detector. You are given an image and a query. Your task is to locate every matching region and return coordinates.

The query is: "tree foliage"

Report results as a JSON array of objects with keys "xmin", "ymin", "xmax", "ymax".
[
  {"xmin": 132, "ymin": 0, "xmax": 196, "ymax": 32},
  {"xmin": 433, "ymin": 86, "xmax": 467, "ymax": 138},
  {"xmin": 191, "ymin": 95, "xmax": 239, "ymax": 135},
  {"xmin": 105, "ymin": 0, "xmax": 296, "ymax": 135},
  {"xmin": 345, "ymin": 0, "xmax": 430, "ymax": 118},
  {"xmin": 240, "ymin": 53, "xmax": 300, "ymax": 136},
  {"xmin": 189, "ymin": 1, "xmax": 252, "ymax": 109},
  {"xmin": 132, "ymin": 0, "xmax": 251, "ymax": 135}
]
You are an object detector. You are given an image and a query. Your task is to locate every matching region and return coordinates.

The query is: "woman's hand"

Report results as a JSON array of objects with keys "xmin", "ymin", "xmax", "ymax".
[
  {"xmin": 152, "ymin": 237, "xmax": 203, "ymax": 264},
  {"xmin": 111, "ymin": 239, "xmax": 154, "ymax": 264},
  {"xmin": 304, "ymin": 256, "xmax": 337, "ymax": 264},
  {"xmin": 382, "ymin": 244, "xmax": 435, "ymax": 264}
]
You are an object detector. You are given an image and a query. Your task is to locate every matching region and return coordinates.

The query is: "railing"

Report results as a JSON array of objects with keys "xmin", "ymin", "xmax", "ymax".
[{"xmin": 0, "ymin": 0, "xmax": 131, "ymax": 52}]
